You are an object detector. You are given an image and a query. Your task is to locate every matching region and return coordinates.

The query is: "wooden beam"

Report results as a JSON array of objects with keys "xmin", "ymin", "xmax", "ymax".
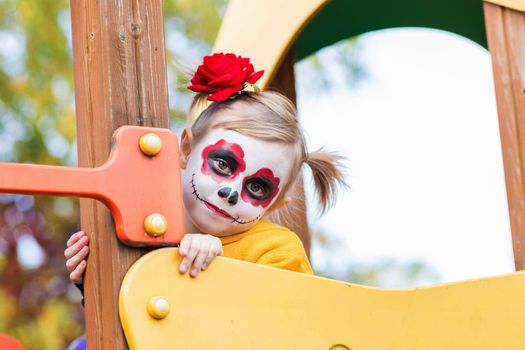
[
  {"xmin": 484, "ymin": 2, "xmax": 525, "ymax": 269},
  {"xmin": 268, "ymin": 46, "xmax": 311, "ymax": 255},
  {"xmin": 70, "ymin": 0, "xmax": 169, "ymax": 348}
]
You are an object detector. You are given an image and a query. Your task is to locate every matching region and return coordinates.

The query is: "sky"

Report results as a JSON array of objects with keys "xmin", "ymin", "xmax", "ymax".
[{"xmin": 297, "ymin": 28, "xmax": 515, "ymax": 286}]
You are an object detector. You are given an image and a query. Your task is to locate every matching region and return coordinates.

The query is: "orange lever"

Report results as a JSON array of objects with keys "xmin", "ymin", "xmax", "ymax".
[{"xmin": 0, "ymin": 126, "xmax": 184, "ymax": 246}]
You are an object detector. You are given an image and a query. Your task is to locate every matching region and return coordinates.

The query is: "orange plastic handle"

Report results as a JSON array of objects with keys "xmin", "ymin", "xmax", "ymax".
[
  {"xmin": 0, "ymin": 334, "xmax": 25, "ymax": 350},
  {"xmin": 0, "ymin": 126, "xmax": 184, "ymax": 246}
]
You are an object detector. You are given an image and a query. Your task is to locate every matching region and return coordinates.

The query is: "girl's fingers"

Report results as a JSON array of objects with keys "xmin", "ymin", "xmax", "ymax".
[
  {"xmin": 190, "ymin": 243, "xmax": 210, "ymax": 277},
  {"xmin": 178, "ymin": 235, "xmax": 193, "ymax": 273},
  {"xmin": 179, "ymin": 237, "xmax": 201, "ymax": 273},
  {"xmin": 178, "ymin": 235, "xmax": 223, "ymax": 275},
  {"xmin": 64, "ymin": 235, "xmax": 89, "ymax": 259},
  {"xmin": 178, "ymin": 235, "xmax": 192, "ymax": 257},
  {"xmin": 69, "ymin": 260, "xmax": 87, "ymax": 284},
  {"xmin": 66, "ymin": 246, "xmax": 89, "ymax": 272},
  {"xmin": 201, "ymin": 252, "xmax": 214, "ymax": 270},
  {"xmin": 202, "ymin": 242, "xmax": 222, "ymax": 270},
  {"xmin": 66, "ymin": 231, "xmax": 86, "ymax": 248}
]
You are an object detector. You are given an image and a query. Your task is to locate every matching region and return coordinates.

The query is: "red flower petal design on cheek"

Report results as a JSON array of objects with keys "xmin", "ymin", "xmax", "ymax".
[
  {"xmin": 201, "ymin": 139, "xmax": 246, "ymax": 183},
  {"xmin": 241, "ymin": 168, "xmax": 280, "ymax": 208}
]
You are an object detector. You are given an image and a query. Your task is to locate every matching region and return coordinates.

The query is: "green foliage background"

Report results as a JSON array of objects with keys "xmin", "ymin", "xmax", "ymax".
[{"xmin": 0, "ymin": 1, "xmax": 226, "ymax": 348}]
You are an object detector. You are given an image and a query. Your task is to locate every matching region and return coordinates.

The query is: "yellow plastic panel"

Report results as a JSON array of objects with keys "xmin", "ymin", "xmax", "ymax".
[
  {"xmin": 485, "ymin": 0, "xmax": 525, "ymax": 12},
  {"xmin": 213, "ymin": 0, "xmax": 328, "ymax": 89},
  {"xmin": 120, "ymin": 248, "xmax": 525, "ymax": 349}
]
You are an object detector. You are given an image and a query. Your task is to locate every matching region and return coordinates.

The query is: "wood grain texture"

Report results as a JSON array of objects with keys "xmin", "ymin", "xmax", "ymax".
[
  {"xmin": 484, "ymin": 2, "xmax": 525, "ymax": 269},
  {"xmin": 268, "ymin": 46, "xmax": 311, "ymax": 256},
  {"xmin": 70, "ymin": 0, "xmax": 169, "ymax": 348}
]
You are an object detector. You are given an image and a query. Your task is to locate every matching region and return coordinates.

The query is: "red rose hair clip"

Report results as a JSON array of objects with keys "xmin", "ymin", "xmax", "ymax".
[{"xmin": 188, "ymin": 53, "xmax": 264, "ymax": 102}]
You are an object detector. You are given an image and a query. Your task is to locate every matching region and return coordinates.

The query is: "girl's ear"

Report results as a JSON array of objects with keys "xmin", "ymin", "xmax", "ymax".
[{"xmin": 180, "ymin": 128, "xmax": 194, "ymax": 169}]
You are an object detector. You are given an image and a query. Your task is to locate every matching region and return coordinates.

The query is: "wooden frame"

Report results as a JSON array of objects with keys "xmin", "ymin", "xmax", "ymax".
[
  {"xmin": 70, "ymin": 0, "xmax": 170, "ymax": 347},
  {"xmin": 484, "ymin": 1, "xmax": 525, "ymax": 269}
]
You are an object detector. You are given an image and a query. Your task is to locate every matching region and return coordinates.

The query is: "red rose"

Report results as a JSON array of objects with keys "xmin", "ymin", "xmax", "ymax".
[{"xmin": 188, "ymin": 53, "xmax": 264, "ymax": 102}]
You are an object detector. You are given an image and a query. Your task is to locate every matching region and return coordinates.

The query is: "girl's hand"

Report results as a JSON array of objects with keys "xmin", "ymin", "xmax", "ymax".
[
  {"xmin": 64, "ymin": 231, "xmax": 89, "ymax": 284},
  {"xmin": 178, "ymin": 233, "xmax": 223, "ymax": 277}
]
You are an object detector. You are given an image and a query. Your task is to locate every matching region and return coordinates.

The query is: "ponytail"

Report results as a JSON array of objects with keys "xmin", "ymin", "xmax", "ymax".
[{"xmin": 305, "ymin": 149, "xmax": 347, "ymax": 213}]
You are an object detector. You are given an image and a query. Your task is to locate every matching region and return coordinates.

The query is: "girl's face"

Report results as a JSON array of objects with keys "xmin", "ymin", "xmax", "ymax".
[{"xmin": 181, "ymin": 128, "xmax": 293, "ymax": 237}]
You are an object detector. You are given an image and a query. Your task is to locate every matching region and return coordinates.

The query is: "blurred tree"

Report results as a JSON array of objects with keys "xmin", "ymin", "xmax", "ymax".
[
  {"xmin": 0, "ymin": 0, "xmax": 225, "ymax": 348},
  {"xmin": 296, "ymin": 38, "xmax": 368, "ymax": 97},
  {"xmin": 0, "ymin": 0, "xmax": 83, "ymax": 347},
  {"xmin": 310, "ymin": 227, "xmax": 441, "ymax": 288}
]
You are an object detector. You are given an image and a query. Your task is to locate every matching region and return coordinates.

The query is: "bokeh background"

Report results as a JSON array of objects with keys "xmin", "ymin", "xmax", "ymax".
[{"xmin": 0, "ymin": 0, "xmax": 514, "ymax": 348}]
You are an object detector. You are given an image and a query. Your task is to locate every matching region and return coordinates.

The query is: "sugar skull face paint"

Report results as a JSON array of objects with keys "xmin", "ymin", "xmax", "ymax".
[
  {"xmin": 181, "ymin": 129, "xmax": 294, "ymax": 237},
  {"xmin": 241, "ymin": 168, "xmax": 280, "ymax": 208},
  {"xmin": 201, "ymin": 139, "xmax": 246, "ymax": 183}
]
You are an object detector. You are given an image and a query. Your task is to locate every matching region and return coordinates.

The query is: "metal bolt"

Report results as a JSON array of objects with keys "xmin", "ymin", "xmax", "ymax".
[
  {"xmin": 139, "ymin": 133, "xmax": 162, "ymax": 156},
  {"xmin": 147, "ymin": 296, "xmax": 170, "ymax": 320},
  {"xmin": 144, "ymin": 213, "xmax": 168, "ymax": 237}
]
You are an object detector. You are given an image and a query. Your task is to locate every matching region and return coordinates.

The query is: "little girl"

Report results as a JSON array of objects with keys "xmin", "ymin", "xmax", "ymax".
[{"xmin": 64, "ymin": 53, "xmax": 345, "ymax": 287}]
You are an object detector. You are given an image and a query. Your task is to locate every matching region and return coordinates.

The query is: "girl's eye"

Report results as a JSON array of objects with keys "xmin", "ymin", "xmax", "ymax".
[
  {"xmin": 217, "ymin": 159, "xmax": 228, "ymax": 170},
  {"xmin": 249, "ymin": 183, "xmax": 262, "ymax": 194},
  {"xmin": 245, "ymin": 179, "xmax": 272, "ymax": 200},
  {"xmin": 211, "ymin": 158, "xmax": 232, "ymax": 176},
  {"xmin": 207, "ymin": 149, "xmax": 239, "ymax": 177}
]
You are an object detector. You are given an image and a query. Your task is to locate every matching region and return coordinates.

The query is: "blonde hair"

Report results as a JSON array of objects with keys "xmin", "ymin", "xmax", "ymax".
[{"xmin": 189, "ymin": 90, "xmax": 346, "ymax": 214}]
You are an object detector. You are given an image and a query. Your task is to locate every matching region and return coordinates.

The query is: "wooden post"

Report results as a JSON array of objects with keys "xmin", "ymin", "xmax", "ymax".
[
  {"xmin": 70, "ymin": 0, "xmax": 169, "ymax": 348},
  {"xmin": 484, "ymin": 2, "xmax": 525, "ymax": 269},
  {"xmin": 268, "ymin": 46, "xmax": 311, "ymax": 255}
]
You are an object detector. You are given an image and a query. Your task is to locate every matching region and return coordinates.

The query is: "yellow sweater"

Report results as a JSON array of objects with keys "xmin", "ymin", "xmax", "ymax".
[{"xmin": 220, "ymin": 220, "xmax": 313, "ymax": 274}]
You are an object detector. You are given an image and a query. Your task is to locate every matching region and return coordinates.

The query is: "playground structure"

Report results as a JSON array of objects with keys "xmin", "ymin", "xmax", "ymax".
[{"xmin": 0, "ymin": 0, "xmax": 524, "ymax": 348}]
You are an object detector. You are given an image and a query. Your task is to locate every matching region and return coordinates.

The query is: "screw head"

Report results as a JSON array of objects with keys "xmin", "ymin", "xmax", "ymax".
[
  {"xmin": 147, "ymin": 296, "xmax": 170, "ymax": 320},
  {"xmin": 139, "ymin": 133, "xmax": 162, "ymax": 156},
  {"xmin": 144, "ymin": 213, "xmax": 168, "ymax": 237}
]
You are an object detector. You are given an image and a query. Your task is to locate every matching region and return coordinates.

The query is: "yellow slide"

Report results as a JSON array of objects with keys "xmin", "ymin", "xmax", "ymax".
[{"xmin": 120, "ymin": 248, "xmax": 525, "ymax": 350}]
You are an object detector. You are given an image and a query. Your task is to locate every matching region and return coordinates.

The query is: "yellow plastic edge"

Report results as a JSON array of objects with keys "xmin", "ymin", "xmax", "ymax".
[
  {"xmin": 213, "ymin": 0, "xmax": 330, "ymax": 89},
  {"xmin": 120, "ymin": 247, "xmax": 525, "ymax": 350},
  {"xmin": 485, "ymin": 0, "xmax": 525, "ymax": 12}
]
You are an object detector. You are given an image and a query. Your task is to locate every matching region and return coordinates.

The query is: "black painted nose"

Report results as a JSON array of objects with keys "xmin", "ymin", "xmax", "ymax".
[
  {"xmin": 218, "ymin": 187, "xmax": 231, "ymax": 198},
  {"xmin": 218, "ymin": 187, "xmax": 238, "ymax": 205},
  {"xmin": 228, "ymin": 191, "xmax": 238, "ymax": 205}
]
